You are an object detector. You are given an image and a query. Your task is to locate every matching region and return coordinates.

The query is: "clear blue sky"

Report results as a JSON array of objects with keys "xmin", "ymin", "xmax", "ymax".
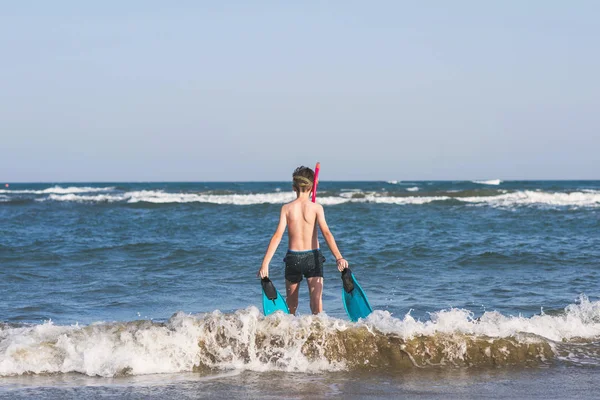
[{"xmin": 1, "ymin": 1, "xmax": 598, "ymax": 182}]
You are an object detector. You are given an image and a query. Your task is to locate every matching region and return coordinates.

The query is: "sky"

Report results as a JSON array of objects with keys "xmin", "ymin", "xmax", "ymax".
[{"xmin": 1, "ymin": 1, "xmax": 598, "ymax": 182}]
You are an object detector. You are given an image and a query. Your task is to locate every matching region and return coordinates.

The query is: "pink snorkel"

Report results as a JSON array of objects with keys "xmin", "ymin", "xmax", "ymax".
[{"xmin": 311, "ymin": 162, "xmax": 320, "ymax": 203}]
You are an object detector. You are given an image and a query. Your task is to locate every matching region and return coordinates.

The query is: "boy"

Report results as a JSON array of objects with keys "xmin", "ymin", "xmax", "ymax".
[{"xmin": 257, "ymin": 166, "xmax": 348, "ymax": 315}]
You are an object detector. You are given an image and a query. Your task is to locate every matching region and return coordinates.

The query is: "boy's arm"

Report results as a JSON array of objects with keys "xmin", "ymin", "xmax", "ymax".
[
  {"xmin": 316, "ymin": 204, "xmax": 348, "ymax": 271},
  {"xmin": 257, "ymin": 206, "xmax": 287, "ymax": 278}
]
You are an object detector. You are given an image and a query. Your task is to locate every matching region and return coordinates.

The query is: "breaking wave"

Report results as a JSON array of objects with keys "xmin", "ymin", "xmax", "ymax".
[
  {"xmin": 1, "ymin": 296, "xmax": 599, "ymax": 377},
  {"xmin": 0, "ymin": 186, "xmax": 115, "ymax": 195},
  {"xmin": 460, "ymin": 190, "xmax": 600, "ymax": 208},
  {"xmin": 2, "ymin": 184, "xmax": 599, "ymax": 208},
  {"xmin": 29, "ymin": 190, "xmax": 600, "ymax": 208},
  {"xmin": 473, "ymin": 179, "xmax": 502, "ymax": 185}
]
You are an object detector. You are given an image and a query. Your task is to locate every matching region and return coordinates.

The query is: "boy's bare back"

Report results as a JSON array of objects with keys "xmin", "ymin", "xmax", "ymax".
[{"xmin": 283, "ymin": 198, "xmax": 321, "ymax": 251}]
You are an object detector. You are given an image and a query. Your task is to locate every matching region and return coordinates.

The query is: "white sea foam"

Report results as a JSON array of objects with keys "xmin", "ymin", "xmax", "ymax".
[
  {"xmin": 1, "ymin": 297, "xmax": 599, "ymax": 377},
  {"xmin": 360, "ymin": 190, "xmax": 600, "ymax": 208},
  {"xmin": 126, "ymin": 191, "xmax": 298, "ymax": 205},
  {"xmin": 46, "ymin": 191, "xmax": 349, "ymax": 206},
  {"xmin": 362, "ymin": 195, "xmax": 449, "ymax": 205},
  {"xmin": 0, "ymin": 309, "xmax": 345, "ymax": 377},
  {"xmin": 473, "ymin": 179, "xmax": 502, "ymax": 185},
  {"xmin": 406, "ymin": 187, "xmax": 419, "ymax": 192},
  {"xmin": 37, "ymin": 189, "xmax": 600, "ymax": 208},
  {"xmin": 0, "ymin": 314, "xmax": 204, "ymax": 377},
  {"xmin": 317, "ymin": 196, "xmax": 352, "ymax": 206},
  {"xmin": 45, "ymin": 193, "xmax": 127, "ymax": 203},
  {"xmin": 369, "ymin": 295, "xmax": 600, "ymax": 343},
  {"xmin": 339, "ymin": 190, "xmax": 367, "ymax": 199},
  {"xmin": 460, "ymin": 190, "xmax": 600, "ymax": 208},
  {"xmin": 0, "ymin": 186, "xmax": 115, "ymax": 195}
]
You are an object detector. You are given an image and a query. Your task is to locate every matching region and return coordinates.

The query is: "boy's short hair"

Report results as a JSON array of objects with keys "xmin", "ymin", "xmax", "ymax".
[{"xmin": 292, "ymin": 166, "xmax": 314, "ymax": 192}]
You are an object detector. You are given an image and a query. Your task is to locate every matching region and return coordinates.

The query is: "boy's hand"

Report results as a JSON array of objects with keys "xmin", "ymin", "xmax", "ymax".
[
  {"xmin": 257, "ymin": 265, "xmax": 269, "ymax": 278},
  {"xmin": 336, "ymin": 258, "xmax": 348, "ymax": 271}
]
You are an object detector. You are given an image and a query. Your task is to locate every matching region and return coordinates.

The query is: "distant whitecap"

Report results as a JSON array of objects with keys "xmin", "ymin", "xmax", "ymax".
[
  {"xmin": 0, "ymin": 186, "xmax": 115, "ymax": 194},
  {"xmin": 473, "ymin": 179, "xmax": 502, "ymax": 185},
  {"xmin": 37, "ymin": 189, "xmax": 600, "ymax": 209}
]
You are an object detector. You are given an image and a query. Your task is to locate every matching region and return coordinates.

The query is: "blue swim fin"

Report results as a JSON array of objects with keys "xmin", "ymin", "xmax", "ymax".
[
  {"xmin": 261, "ymin": 277, "xmax": 289, "ymax": 316},
  {"xmin": 341, "ymin": 268, "xmax": 373, "ymax": 322}
]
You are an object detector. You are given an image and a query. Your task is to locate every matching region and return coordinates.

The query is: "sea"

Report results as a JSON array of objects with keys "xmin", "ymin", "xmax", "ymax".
[{"xmin": 0, "ymin": 180, "xmax": 599, "ymax": 399}]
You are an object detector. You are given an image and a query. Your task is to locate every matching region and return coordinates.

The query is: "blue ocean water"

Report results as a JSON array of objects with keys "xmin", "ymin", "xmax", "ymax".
[{"xmin": 1, "ymin": 180, "xmax": 599, "ymax": 398}]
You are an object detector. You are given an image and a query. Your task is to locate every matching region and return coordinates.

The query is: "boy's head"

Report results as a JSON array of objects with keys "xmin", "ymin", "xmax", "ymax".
[{"xmin": 292, "ymin": 166, "xmax": 314, "ymax": 193}]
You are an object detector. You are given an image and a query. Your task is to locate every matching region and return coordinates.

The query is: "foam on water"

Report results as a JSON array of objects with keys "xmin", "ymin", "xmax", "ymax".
[
  {"xmin": 15, "ymin": 188, "xmax": 600, "ymax": 208},
  {"xmin": 44, "ymin": 191, "xmax": 350, "ymax": 206},
  {"xmin": 370, "ymin": 295, "xmax": 600, "ymax": 342},
  {"xmin": 129, "ymin": 191, "xmax": 295, "ymax": 205},
  {"xmin": 0, "ymin": 186, "xmax": 115, "ymax": 195},
  {"xmin": 0, "ymin": 315, "xmax": 203, "ymax": 377},
  {"xmin": 473, "ymin": 179, "xmax": 502, "ymax": 185},
  {"xmin": 361, "ymin": 195, "xmax": 448, "ymax": 205},
  {"xmin": 45, "ymin": 193, "xmax": 127, "ymax": 203},
  {"xmin": 363, "ymin": 190, "xmax": 600, "ymax": 208},
  {"xmin": 1, "ymin": 296, "xmax": 599, "ymax": 377},
  {"xmin": 461, "ymin": 190, "xmax": 600, "ymax": 208},
  {"xmin": 44, "ymin": 191, "xmax": 298, "ymax": 205}
]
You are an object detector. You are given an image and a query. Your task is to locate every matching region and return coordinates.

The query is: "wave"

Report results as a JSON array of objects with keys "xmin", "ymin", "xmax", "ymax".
[
  {"xmin": 406, "ymin": 187, "xmax": 419, "ymax": 192},
  {"xmin": 473, "ymin": 179, "xmax": 502, "ymax": 185},
  {"xmin": 361, "ymin": 195, "xmax": 450, "ymax": 205},
  {"xmin": 45, "ymin": 191, "xmax": 348, "ymax": 206},
  {"xmin": 460, "ymin": 190, "xmax": 600, "ymax": 208},
  {"xmin": 0, "ymin": 186, "xmax": 115, "ymax": 195},
  {"xmin": 45, "ymin": 193, "xmax": 125, "ymax": 203},
  {"xmin": 369, "ymin": 191, "xmax": 600, "ymax": 207},
  {"xmin": 1, "ymin": 296, "xmax": 599, "ymax": 377},
  {"xmin": 26, "ymin": 189, "xmax": 600, "ymax": 208},
  {"xmin": 44, "ymin": 191, "xmax": 298, "ymax": 205}
]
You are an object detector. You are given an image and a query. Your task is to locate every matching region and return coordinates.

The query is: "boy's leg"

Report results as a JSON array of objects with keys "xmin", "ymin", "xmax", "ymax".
[
  {"xmin": 306, "ymin": 277, "xmax": 323, "ymax": 314},
  {"xmin": 285, "ymin": 280, "xmax": 300, "ymax": 315}
]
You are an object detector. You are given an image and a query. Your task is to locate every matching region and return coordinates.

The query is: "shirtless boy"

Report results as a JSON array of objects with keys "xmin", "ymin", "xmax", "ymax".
[{"xmin": 257, "ymin": 166, "xmax": 349, "ymax": 315}]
